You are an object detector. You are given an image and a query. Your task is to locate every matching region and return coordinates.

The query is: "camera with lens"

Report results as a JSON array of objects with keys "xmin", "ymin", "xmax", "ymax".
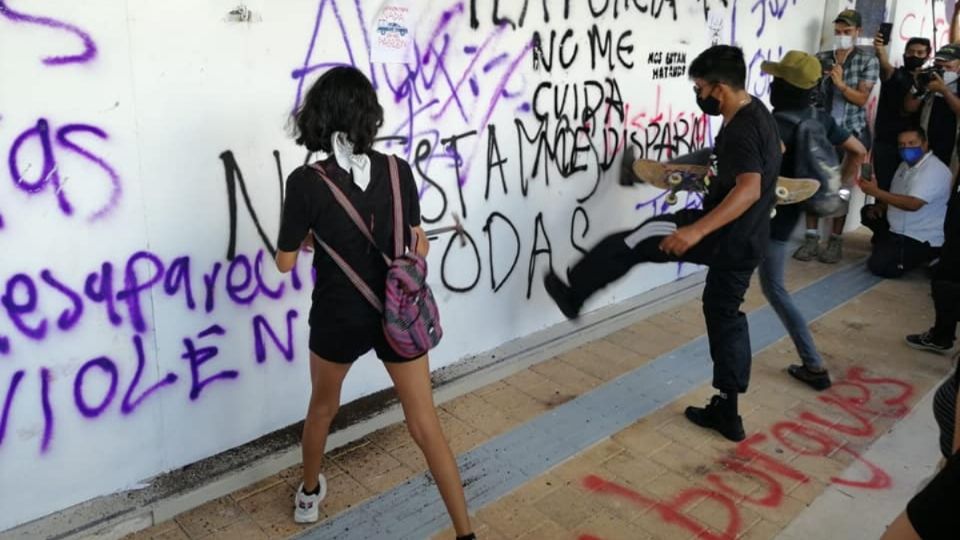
[{"xmin": 916, "ymin": 66, "xmax": 945, "ymax": 89}]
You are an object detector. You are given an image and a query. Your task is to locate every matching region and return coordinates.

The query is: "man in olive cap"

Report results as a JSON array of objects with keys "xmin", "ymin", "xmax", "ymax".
[
  {"xmin": 760, "ymin": 51, "xmax": 866, "ymax": 390},
  {"xmin": 906, "ymin": 43, "xmax": 960, "ymax": 171},
  {"xmin": 794, "ymin": 9, "xmax": 877, "ymax": 264}
]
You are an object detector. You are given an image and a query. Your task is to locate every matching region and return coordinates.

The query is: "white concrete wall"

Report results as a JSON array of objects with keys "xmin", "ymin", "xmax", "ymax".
[{"xmin": 0, "ymin": 0, "xmax": 826, "ymax": 530}]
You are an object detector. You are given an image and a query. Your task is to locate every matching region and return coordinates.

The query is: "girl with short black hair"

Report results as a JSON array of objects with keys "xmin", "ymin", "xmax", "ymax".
[{"xmin": 275, "ymin": 66, "xmax": 473, "ymax": 539}]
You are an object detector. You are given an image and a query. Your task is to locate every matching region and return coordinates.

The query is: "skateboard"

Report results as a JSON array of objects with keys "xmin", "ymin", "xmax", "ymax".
[{"xmin": 631, "ymin": 159, "xmax": 820, "ymax": 207}]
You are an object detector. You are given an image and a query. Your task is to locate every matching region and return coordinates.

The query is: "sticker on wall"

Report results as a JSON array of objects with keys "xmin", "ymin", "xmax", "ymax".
[
  {"xmin": 707, "ymin": 10, "xmax": 725, "ymax": 45},
  {"xmin": 371, "ymin": 1, "xmax": 415, "ymax": 64}
]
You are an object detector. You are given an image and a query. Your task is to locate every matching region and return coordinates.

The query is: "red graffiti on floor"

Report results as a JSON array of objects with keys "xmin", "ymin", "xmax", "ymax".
[{"xmin": 578, "ymin": 367, "xmax": 914, "ymax": 539}]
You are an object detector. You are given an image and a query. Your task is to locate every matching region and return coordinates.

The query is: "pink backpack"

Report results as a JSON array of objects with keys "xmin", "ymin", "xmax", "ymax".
[{"xmin": 309, "ymin": 155, "xmax": 442, "ymax": 358}]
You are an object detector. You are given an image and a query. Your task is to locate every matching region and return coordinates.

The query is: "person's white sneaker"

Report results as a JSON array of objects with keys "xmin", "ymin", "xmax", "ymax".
[{"xmin": 293, "ymin": 474, "xmax": 327, "ymax": 523}]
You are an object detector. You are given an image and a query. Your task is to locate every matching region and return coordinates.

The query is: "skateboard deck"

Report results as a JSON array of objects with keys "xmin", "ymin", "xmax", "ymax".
[{"xmin": 632, "ymin": 159, "xmax": 820, "ymax": 206}]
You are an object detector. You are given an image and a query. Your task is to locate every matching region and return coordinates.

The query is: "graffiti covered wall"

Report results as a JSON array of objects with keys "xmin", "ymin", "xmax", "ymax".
[{"xmin": 0, "ymin": 0, "xmax": 825, "ymax": 529}]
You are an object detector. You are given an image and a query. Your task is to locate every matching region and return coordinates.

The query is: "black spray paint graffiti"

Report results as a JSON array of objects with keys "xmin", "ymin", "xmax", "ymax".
[
  {"xmin": 647, "ymin": 51, "xmax": 688, "ymax": 80},
  {"xmin": 532, "ymin": 22, "xmax": 636, "ymax": 72},
  {"xmin": 483, "ymin": 212, "xmax": 520, "ymax": 292},
  {"xmin": 218, "ymin": 112, "xmax": 619, "ymax": 300},
  {"xmin": 470, "ymin": 0, "xmax": 679, "ymax": 30},
  {"xmin": 219, "ymin": 150, "xmax": 282, "ymax": 261}
]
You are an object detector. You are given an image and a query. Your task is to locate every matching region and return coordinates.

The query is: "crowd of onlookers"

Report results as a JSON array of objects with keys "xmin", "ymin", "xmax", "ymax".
[{"xmin": 774, "ymin": 8, "xmax": 960, "ymax": 540}]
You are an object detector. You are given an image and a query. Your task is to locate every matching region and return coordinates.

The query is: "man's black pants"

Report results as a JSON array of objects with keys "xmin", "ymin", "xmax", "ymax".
[
  {"xmin": 566, "ymin": 210, "xmax": 755, "ymax": 394},
  {"xmin": 861, "ymin": 204, "xmax": 936, "ymax": 278},
  {"xmin": 931, "ymin": 240, "xmax": 960, "ymax": 345}
]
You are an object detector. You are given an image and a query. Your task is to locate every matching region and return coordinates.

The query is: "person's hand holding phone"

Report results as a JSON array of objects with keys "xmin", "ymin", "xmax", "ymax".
[
  {"xmin": 928, "ymin": 72, "xmax": 949, "ymax": 94},
  {"xmin": 821, "ymin": 57, "xmax": 835, "ymax": 75},
  {"xmin": 857, "ymin": 163, "xmax": 881, "ymax": 197},
  {"xmin": 879, "ymin": 22, "xmax": 893, "ymax": 45},
  {"xmin": 830, "ymin": 64, "xmax": 845, "ymax": 88},
  {"xmin": 873, "ymin": 32, "xmax": 886, "ymax": 52}
]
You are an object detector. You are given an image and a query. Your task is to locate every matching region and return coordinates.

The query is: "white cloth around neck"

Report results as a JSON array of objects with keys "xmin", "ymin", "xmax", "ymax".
[{"xmin": 331, "ymin": 132, "xmax": 371, "ymax": 191}]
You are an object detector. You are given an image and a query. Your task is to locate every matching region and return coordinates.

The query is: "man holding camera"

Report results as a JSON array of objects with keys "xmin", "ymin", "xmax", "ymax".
[
  {"xmin": 858, "ymin": 127, "xmax": 951, "ymax": 278},
  {"xmin": 905, "ymin": 44, "xmax": 960, "ymax": 171},
  {"xmin": 874, "ymin": 36, "xmax": 931, "ymax": 190},
  {"xmin": 796, "ymin": 10, "xmax": 877, "ymax": 264}
]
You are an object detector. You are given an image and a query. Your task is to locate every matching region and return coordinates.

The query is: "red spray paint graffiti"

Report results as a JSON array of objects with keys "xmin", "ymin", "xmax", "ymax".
[{"xmin": 578, "ymin": 367, "xmax": 915, "ymax": 539}]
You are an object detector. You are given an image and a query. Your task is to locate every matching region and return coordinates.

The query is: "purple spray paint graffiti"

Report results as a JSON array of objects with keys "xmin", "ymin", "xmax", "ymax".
[
  {"xmin": 0, "ymin": 244, "xmax": 306, "ymax": 454},
  {"xmin": 0, "ymin": 1, "xmax": 97, "ymax": 65},
  {"xmin": 289, "ymin": 0, "xmax": 531, "ymax": 183},
  {"xmin": 6, "ymin": 118, "xmax": 121, "ymax": 226}
]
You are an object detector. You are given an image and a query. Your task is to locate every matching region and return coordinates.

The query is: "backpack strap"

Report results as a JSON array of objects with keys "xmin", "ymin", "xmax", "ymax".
[
  {"xmin": 313, "ymin": 232, "xmax": 384, "ymax": 313},
  {"xmin": 387, "ymin": 155, "xmax": 403, "ymax": 259},
  {"xmin": 309, "ymin": 162, "xmax": 391, "ymax": 265},
  {"xmin": 386, "ymin": 155, "xmax": 417, "ymax": 258}
]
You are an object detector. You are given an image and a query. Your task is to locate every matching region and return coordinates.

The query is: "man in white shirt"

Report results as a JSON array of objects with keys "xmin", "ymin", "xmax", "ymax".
[{"xmin": 858, "ymin": 127, "xmax": 952, "ymax": 277}]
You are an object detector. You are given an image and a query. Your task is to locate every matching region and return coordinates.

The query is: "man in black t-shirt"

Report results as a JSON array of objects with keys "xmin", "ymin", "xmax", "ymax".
[
  {"xmin": 874, "ymin": 36, "xmax": 930, "ymax": 190},
  {"xmin": 544, "ymin": 45, "xmax": 782, "ymax": 442}
]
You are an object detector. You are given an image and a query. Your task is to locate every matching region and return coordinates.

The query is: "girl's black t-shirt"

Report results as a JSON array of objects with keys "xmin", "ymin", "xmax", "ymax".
[{"xmin": 277, "ymin": 152, "xmax": 421, "ymax": 329}]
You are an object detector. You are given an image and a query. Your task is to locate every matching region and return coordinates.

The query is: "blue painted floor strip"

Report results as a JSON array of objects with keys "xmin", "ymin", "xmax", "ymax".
[{"xmin": 295, "ymin": 262, "xmax": 883, "ymax": 540}]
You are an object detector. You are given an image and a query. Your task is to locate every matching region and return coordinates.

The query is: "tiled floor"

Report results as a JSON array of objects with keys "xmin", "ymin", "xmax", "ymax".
[{"xmin": 127, "ymin": 233, "xmax": 952, "ymax": 539}]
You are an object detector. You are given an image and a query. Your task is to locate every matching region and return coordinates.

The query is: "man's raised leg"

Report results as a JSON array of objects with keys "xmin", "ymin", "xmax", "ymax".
[{"xmin": 543, "ymin": 211, "xmax": 705, "ymax": 319}]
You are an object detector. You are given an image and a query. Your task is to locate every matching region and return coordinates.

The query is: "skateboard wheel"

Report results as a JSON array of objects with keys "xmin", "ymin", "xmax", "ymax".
[
  {"xmin": 667, "ymin": 172, "xmax": 683, "ymax": 187},
  {"xmin": 775, "ymin": 185, "xmax": 789, "ymax": 200},
  {"xmin": 665, "ymin": 192, "xmax": 678, "ymax": 205}
]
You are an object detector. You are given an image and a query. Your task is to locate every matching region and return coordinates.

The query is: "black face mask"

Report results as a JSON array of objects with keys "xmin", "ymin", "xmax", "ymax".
[
  {"xmin": 769, "ymin": 79, "xmax": 788, "ymax": 109},
  {"xmin": 903, "ymin": 56, "xmax": 926, "ymax": 71},
  {"xmin": 769, "ymin": 78, "xmax": 814, "ymax": 110},
  {"xmin": 695, "ymin": 85, "xmax": 722, "ymax": 116},
  {"xmin": 696, "ymin": 95, "xmax": 722, "ymax": 116}
]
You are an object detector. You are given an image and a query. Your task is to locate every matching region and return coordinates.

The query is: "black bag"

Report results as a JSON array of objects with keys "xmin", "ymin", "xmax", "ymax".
[{"xmin": 775, "ymin": 107, "xmax": 848, "ymax": 216}]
